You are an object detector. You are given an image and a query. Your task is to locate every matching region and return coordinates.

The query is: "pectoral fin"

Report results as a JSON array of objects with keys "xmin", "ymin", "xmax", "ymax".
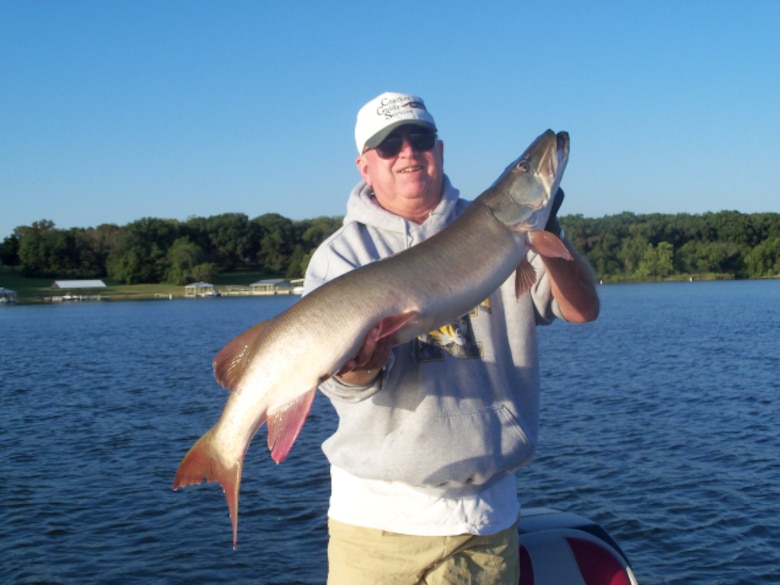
[
  {"xmin": 374, "ymin": 311, "xmax": 420, "ymax": 342},
  {"xmin": 528, "ymin": 230, "xmax": 572, "ymax": 260},
  {"xmin": 515, "ymin": 259, "xmax": 538, "ymax": 297},
  {"xmin": 514, "ymin": 231, "xmax": 573, "ymax": 297}
]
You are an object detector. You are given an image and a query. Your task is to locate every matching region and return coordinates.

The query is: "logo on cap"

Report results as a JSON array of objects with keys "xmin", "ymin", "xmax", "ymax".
[{"xmin": 376, "ymin": 96, "xmax": 428, "ymax": 120}]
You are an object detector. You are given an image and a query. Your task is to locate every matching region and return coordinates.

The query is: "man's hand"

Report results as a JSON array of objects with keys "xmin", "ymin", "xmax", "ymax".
[
  {"xmin": 544, "ymin": 188, "xmax": 565, "ymax": 236},
  {"xmin": 335, "ymin": 324, "xmax": 393, "ymax": 386},
  {"xmin": 537, "ymin": 187, "xmax": 600, "ymax": 323}
]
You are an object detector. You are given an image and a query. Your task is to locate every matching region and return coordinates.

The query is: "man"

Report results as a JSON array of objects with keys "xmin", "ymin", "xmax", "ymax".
[{"xmin": 303, "ymin": 92, "xmax": 600, "ymax": 585}]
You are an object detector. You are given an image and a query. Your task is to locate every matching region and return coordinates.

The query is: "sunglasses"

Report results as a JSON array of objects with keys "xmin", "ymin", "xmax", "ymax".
[{"xmin": 373, "ymin": 130, "xmax": 437, "ymax": 159}]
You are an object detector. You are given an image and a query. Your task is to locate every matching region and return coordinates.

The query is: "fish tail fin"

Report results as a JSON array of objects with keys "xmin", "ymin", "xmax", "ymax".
[
  {"xmin": 267, "ymin": 388, "xmax": 317, "ymax": 463},
  {"xmin": 173, "ymin": 427, "xmax": 243, "ymax": 549}
]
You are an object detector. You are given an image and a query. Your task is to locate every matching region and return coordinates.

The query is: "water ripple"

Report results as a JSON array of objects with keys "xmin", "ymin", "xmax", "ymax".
[{"xmin": 2, "ymin": 282, "xmax": 779, "ymax": 583}]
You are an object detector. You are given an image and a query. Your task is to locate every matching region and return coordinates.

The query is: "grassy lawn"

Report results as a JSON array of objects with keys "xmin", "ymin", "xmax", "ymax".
[{"xmin": 0, "ymin": 267, "xmax": 287, "ymax": 304}]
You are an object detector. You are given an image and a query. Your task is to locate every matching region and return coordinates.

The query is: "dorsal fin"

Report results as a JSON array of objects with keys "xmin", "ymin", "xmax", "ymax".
[{"xmin": 213, "ymin": 320, "xmax": 270, "ymax": 391}]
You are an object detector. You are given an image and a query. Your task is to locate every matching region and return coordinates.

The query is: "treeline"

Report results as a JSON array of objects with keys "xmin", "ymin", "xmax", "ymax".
[
  {"xmin": 561, "ymin": 210, "xmax": 780, "ymax": 281},
  {"xmin": 2, "ymin": 210, "xmax": 779, "ymax": 284},
  {"xmin": 0, "ymin": 213, "xmax": 342, "ymax": 284}
]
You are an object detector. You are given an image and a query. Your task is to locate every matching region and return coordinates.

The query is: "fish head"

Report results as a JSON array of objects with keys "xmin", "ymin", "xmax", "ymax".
[{"xmin": 483, "ymin": 130, "xmax": 570, "ymax": 229}]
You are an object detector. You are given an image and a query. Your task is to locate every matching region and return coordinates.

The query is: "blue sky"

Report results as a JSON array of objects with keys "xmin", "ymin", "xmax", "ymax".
[{"xmin": 2, "ymin": 0, "xmax": 779, "ymax": 239}]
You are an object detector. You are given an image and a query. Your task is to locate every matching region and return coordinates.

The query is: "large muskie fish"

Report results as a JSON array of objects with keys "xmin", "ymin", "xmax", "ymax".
[{"xmin": 174, "ymin": 129, "xmax": 572, "ymax": 547}]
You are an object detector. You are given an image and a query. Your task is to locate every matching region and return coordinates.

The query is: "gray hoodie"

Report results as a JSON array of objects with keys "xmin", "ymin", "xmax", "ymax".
[{"xmin": 303, "ymin": 176, "xmax": 559, "ymax": 491}]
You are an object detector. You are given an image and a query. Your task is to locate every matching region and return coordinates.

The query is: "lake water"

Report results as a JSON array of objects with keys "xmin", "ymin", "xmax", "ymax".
[{"xmin": 1, "ymin": 280, "xmax": 778, "ymax": 584}]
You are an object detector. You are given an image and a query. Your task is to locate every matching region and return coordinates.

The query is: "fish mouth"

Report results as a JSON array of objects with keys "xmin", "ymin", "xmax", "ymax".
[
  {"xmin": 537, "ymin": 131, "xmax": 569, "ymax": 195},
  {"xmin": 555, "ymin": 131, "xmax": 570, "ymax": 175}
]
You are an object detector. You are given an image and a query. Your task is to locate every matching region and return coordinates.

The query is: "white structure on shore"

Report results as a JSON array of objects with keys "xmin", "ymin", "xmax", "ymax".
[
  {"xmin": 0, "ymin": 287, "xmax": 17, "ymax": 303},
  {"xmin": 250, "ymin": 279, "xmax": 292, "ymax": 295},
  {"xmin": 184, "ymin": 279, "xmax": 297, "ymax": 298},
  {"xmin": 52, "ymin": 280, "xmax": 106, "ymax": 289},
  {"xmin": 184, "ymin": 282, "xmax": 218, "ymax": 298}
]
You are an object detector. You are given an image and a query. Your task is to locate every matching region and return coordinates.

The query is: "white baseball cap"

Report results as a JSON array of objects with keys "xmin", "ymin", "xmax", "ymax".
[{"xmin": 354, "ymin": 92, "xmax": 437, "ymax": 153}]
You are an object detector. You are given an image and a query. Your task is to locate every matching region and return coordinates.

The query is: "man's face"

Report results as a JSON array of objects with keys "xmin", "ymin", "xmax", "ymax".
[{"xmin": 356, "ymin": 125, "xmax": 444, "ymax": 223}]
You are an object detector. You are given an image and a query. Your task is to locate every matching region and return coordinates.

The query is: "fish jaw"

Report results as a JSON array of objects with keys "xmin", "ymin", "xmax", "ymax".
[
  {"xmin": 172, "ymin": 426, "xmax": 243, "ymax": 549},
  {"xmin": 522, "ymin": 129, "xmax": 569, "ymax": 202},
  {"xmin": 534, "ymin": 130, "xmax": 569, "ymax": 200}
]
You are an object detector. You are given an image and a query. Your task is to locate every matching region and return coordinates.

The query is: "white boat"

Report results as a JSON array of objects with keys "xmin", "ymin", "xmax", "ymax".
[{"xmin": 517, "ymin": 507, "xmax": 637, "ymax": 584}]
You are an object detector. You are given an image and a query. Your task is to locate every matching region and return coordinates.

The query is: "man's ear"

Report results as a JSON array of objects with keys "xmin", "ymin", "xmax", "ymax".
[{"xmin": 356, "ymin": 154, "xmax": 372, "ymax": 186}]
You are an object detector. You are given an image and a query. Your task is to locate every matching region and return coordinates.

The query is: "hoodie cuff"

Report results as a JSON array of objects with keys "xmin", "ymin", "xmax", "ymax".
[{"xmin": 319, "ymin": 352, "xmax": 395, "ymax": 403}]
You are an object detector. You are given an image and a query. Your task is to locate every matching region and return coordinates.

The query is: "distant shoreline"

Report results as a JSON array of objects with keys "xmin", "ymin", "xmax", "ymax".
[
  {"xmin": 2, "ymin": 270, "xmax": 776, "ymax": 306},
  {"xmin": 0, "ymin": 269, "xmax": 298, "ymax": 305}
]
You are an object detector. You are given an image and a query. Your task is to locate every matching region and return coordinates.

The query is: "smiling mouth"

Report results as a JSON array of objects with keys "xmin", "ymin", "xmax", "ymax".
[{"xmin": 399, "ymin": 165, "xmax": 423, "ymax": 173}]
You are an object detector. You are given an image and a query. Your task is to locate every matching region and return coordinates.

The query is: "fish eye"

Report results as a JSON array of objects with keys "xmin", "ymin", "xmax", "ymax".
[{"xmin": 516, "ymin": 160, "xmax": 530, "ymax": 173}]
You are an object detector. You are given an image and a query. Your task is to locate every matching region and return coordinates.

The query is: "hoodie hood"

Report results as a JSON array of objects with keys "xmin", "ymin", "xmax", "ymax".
[{"xmin": 344, "ymin": 175, "xmax": 463, "ymax": 247}]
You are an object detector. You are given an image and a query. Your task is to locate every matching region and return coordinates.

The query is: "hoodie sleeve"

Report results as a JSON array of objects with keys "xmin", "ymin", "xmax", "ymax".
[
  {"xmin": 302, "ymin": 223, "xmax": 366, "ymax": 295},
  {"xmin": 528, "ymin": 252, "xmax": 563, "ymax": 324},
  {"xmin": 302, "ymin": 222, "xmax": 394, "ymax": 402}
]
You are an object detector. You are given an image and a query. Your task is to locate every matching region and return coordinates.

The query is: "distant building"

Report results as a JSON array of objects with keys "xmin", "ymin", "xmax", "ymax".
[
  {"xmin": 290, "ymin": 278, "xmax": 304, "ymax": 295},
  {"xmin": 222, "ymin": 285, "xmax": 252, "ymax": 296},
  {"xmin": 52, "ymin": 280, "xmax": 106, "ymax": 289},
  {"xmin": 0, "ymin": 287, "xmax": 17, "ymax": 304},
  {"xmin": 184, "ymin": 282, "xmax": 218, "ymax": 298},
  {"xmin": 250, "ymin": 279, "xmax": 292, "ymax": 295}
]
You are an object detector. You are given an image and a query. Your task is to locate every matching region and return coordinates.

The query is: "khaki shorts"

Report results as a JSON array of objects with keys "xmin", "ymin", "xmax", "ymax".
[{"xmin": 327, "ymin": 518, "xmax": 520, "ymax": 585}]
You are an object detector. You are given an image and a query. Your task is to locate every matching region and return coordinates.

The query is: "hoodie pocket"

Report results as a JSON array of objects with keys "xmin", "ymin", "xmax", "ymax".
[{"xmin": 380, "ymin": 404, "xmax": 535, "ymax": 487}]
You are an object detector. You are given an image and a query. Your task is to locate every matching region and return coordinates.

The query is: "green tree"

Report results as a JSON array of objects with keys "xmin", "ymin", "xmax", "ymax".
[
  {"xmin": 676, "ymin": 241, "xmax": 711, "ymax": 274},
  {"xmin": 202, "ymin": 213, "xmax": 259, "ymax": 269},
  {"xmin": 106, "ymin": 218, "xmax": 181, "ymax": 284},
  {"xmin": 78, "ymin": 224, "xmax": 123, "ymax": 277},
  {"xmin": 285, "ymin": 244, "xmax": 307, "ymax": 279},
  {"xmin": 0, "ymin": 233, "xmax": 21, "ymax": 272},
  {"xmin": 300, "ymin": 216, "xmax": 342, "ymax": 248},
  {"xmin": 618, "ymin": 235, "xmax": 649, "ymax": 276},
  {"xmin": 744, "ymin": 237, "xmax": 780, "ymax": 277},
  {"xmin": 253, "ymin": 213, "xmax": 295, "ymax": 274},
  {"xmin": 164, "ymin": 237, "xmax": 212, "ymax": 285},
  {"xmin": 17, "ymin": 220, "xmax": 56, "ymax": 275},
  {"xmin": 656, "ymin": 241, "xmax": 674, "ymax": 277}
]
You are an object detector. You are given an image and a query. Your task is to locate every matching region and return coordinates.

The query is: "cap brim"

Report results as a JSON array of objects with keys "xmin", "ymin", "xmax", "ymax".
[{"xmin": 363, "ymin": 120, "xmax": 437, "ymax": 151}]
